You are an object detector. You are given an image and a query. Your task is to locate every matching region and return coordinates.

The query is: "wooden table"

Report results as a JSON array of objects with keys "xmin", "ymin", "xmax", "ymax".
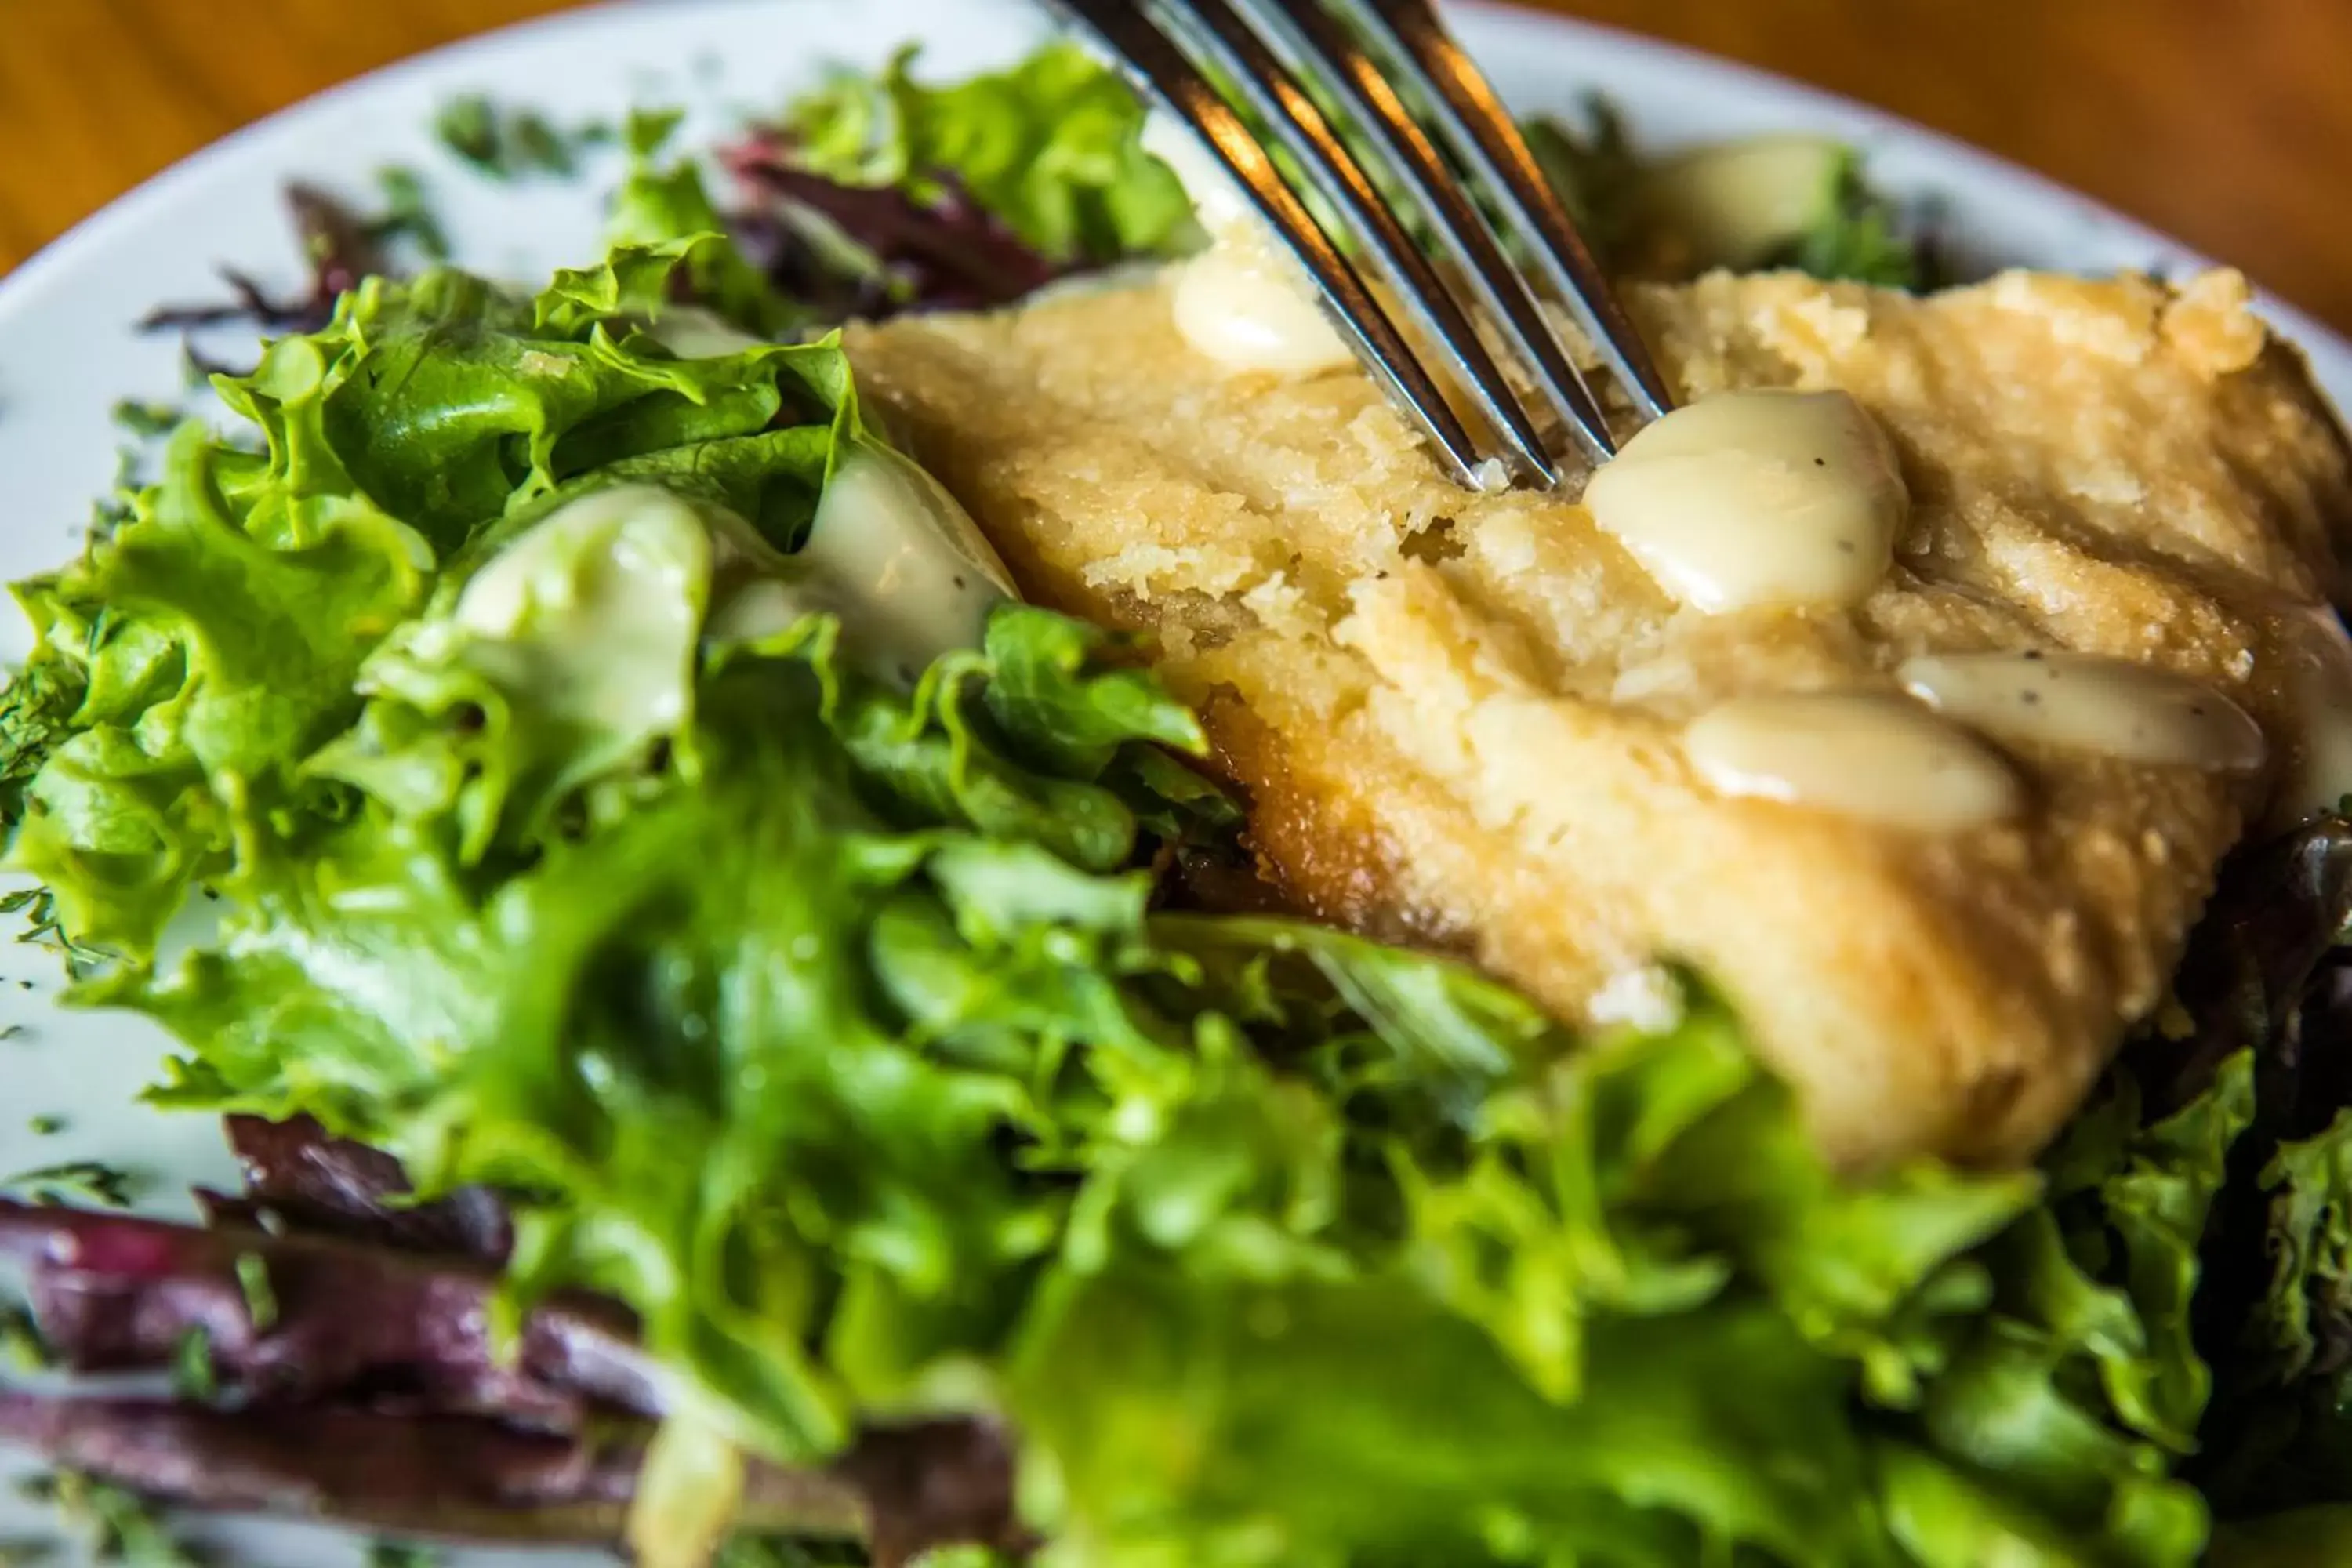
[{"xmin": 2, "ymin": 0, "xmax": 2346, "ymax": 334}]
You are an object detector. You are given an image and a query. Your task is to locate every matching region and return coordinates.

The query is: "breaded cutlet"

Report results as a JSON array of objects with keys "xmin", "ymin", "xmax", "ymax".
[{"xmin": 845, "ymin": 266, "xmax": 2352, "ymax": 1168}]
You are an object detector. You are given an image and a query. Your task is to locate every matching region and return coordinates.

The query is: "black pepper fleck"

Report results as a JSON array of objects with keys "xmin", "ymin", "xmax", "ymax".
[
  {"xmin": 2023, "ymin": 691, "xmax": 2042, "ymax": 705},
  {"xmin": 2024, "ymin": 650, "xmax": 2044, "ymax": 661},
  {"xmin": 1813, "ymin": 457, "xmax": 1827, "ymax": 466},
  {"xmin": 953, "ymin": 575, "xmax": 966, "ymax": 590}
]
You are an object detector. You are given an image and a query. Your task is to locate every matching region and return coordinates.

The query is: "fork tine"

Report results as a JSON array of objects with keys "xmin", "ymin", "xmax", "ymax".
[
  {"xmin": 1340, "ymin": 0, "xmax": 1675, "ymax": 422},
  {"xmin": 1049, "ymin": 0, "xmax": 1490, "ymax": 488},
  {"xmin": 1154, "ymin": 0, "xmax": 1560, "ymax": 487},
  {"xmin": 1232, "ymin": 0, "xmax": 1617, "ymax": 463}
]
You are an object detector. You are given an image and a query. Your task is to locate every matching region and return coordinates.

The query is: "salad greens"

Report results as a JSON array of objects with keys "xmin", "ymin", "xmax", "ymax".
[
  {"xmin": 612, "ymin": 109, "xmax": 810, "ymax": 339},
  {"xmin": 764, "ymin": 45, "xmax": 1926, "ymax": 303},
  {"xmin": 0, "ymin": 31, "xmax": 2343, "ymax": 1568},
  {"xmin": 783, "ymin": 42, "xmax": 1197, "ymax": 269},
  {"xmin": 1527, "ymin": 106, "xmax": 1926, "ymax": 289}
]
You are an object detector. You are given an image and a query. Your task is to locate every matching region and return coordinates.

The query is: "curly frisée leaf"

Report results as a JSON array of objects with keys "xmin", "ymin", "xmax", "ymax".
[
  {"xmin": 1004, "ymin": 971, "xmax": 2204, "ymax": 1568},
  {"xmin": 97, "ymin": 608, "xmax": 1229, "ymax": 1463},
  {"xmin": 2254, "ymin": 1109, "xmax": 2352, "ymax": 1401},
  {"xmin": 7, "ymin": 422, "xmax": 430, "ymax": 954},
  {"xmin": 608, "ymin": 111, "xmax": 805, "ymax": 339},
  {"xmin": 1890, "ymin": 1059, "xmax": 2251, "ymax": 1568},
  {"xmin": 0, "ymin": 241, "xmax": 860, "ymax": 960},
  {"xmin": 307, "ymin": 484, "xmax": 716, "ymax": 861}
]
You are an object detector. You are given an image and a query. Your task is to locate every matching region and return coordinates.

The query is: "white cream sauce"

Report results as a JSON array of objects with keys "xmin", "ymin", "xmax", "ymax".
[
  {"xmin": 1581, "ymin": 389, "xmax": 1908, "ymax": 615},
  {"xmin": 709, "ymin": 444, "xmax": 1016, "ymax": 681},
  {"xmin": 1635, "ymin": 135, "xmax": 1850, "ymax": 272},
  {"xmin": 1682, "ymin": 691, "xmax": 2023, "ymax": 832},
  {"xmin": 1144, "ymin": 114, "xmax": 1354, "ymax": 376},
  {"xmin": 461, "ymin": 445, "xmax": 1014, "ymax": 706},
  {"xmin": 1900, "ymin": 651, "xmax": 2264, "ymax": 773},
  {"xmin": 1171, "ymin": 231, "xmax": 1359, "ymax": 377},
  {"xmin": 454, "ymin": 484, "xmax": 711, "ymax": 743}
]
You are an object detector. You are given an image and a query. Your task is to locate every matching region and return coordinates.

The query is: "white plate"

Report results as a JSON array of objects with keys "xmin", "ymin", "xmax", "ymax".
[{"xmin": 0, "ymin": 0, "xmax": 2345, "ymax": 1560}]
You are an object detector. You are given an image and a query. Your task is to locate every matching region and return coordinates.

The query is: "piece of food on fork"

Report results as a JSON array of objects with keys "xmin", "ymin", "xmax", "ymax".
[{"xmin": 848, "ymin": 262, "xmax": 2352, "ymax": 1168}]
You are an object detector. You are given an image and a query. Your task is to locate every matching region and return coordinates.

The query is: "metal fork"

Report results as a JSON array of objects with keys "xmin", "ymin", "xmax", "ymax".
[{"xmin": 1047, "ymin": 0, "xmax": 1675, "ymax": 489}]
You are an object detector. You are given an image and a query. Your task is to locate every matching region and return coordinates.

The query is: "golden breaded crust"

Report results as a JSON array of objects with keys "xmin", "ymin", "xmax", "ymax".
[{"xmin": 846, "ymin": 267, "xmax": 2352, "ymax": 1168}]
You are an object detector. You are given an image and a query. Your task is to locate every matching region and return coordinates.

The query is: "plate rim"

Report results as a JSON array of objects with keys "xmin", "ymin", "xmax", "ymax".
[{"xmin": 3, "ymin": 0, "xmax": 2349, "ymax": 401}]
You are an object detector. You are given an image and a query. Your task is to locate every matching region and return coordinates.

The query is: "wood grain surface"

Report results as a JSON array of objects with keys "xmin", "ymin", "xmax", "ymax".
[{"xmin": 0, "ymin": 0, "xmax": 2344, "ymax": 332}]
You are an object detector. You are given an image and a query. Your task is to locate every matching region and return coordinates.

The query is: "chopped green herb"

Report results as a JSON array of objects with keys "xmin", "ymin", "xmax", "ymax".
[
  {"xmin": 0, "ymin": 887, "xmax": 109, "ymax": 982},
  {"xmin": 505, "ymin": 113, "xmax": 568, "ymax": 176},
  {"xmin": 107, "ymin": 401, "xmax": 179, "ymax": 440},
  {"xmin": 233, "ymin": 1252, "xmax": 277, "ymax": 1334},
  {"xmin": 26, "ymin": 1114, "xmax": 63, "ymax": 1135},
  {"xmin": 433, "ymin": 94, "xmax": 498, "ymax": 168},
  {"xmin": 0, "ymin": 1161, "xmax": 142, "ymax": 1208},
  {"xmin": 87, "ymin": 495, "xmax": 132, "ymax": 542},
  {"xmin": 368, "ymin": 166, "xmax": 450, "ymax": 263},
  {"xmin": 434, "ymin": 93, "xmax": 586, "ymax": 180},
  {"xmin": 169, "ymin": 1326, "xmax": 218, "ymax": 1400}
]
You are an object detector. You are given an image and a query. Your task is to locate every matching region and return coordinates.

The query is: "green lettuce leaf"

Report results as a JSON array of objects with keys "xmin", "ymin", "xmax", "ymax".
[
  {"xmin": 784, "ymin": 42, "xmax": 1196, "ymax": 266},
  {"xmin": 2145, "ymin": 815, "xmax": 2352, "ymax": 1521},
  {"xmin": 2191, "ymin": 1103, "xmax": 2352, "ymax": 1518},
  {"xmin": 2255, "ymin": 1110, "xmax": 2352, "ymax": 1401},
  {"xmin": 0, "ymin": 242, "xmax": 858, "ymax": 960},
  {"xmin": 101, "ymin": 606, "xmax": 1219, "ymax": 1460},
  {"xmin": 1889, "ymin": 1059, "xmax": 2251, "ymax": 1568},
  {"xmin": 5, "ymin": 420, "xmax": 430, "ymax": 953},
  {"xmin": 608, "ymin": 108, "xmax": 803, "ymax": 338}
]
